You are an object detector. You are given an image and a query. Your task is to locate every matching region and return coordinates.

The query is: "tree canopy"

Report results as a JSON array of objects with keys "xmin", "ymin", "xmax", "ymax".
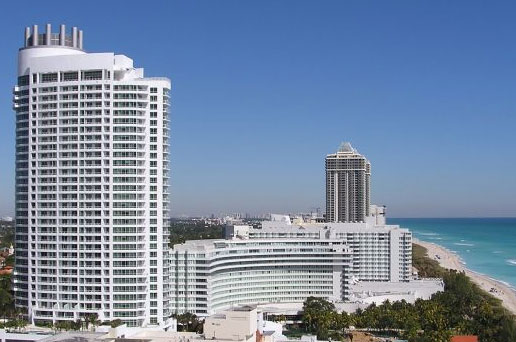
[
  {"xmin": 299, "ymin": 244, "xmax": 516, "ymax": 342},
  {"xmin": 169, "ymin": 221, "xmax": 224, "ymax": 247}
]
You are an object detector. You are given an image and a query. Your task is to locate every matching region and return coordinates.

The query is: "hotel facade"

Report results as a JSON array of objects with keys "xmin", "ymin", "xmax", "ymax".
[
  {"xmin": 13, "ymin": 24, "xmax": 171, "ymax": 327},
  {"xmin": 170, "ymin": 217, "xmax": 412, "ymax": 316}
]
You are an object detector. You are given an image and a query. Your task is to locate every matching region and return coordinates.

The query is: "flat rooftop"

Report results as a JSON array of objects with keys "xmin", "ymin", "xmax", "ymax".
[{"xmin": 40, "ymin": 332, "xmax": 105, "ymax": 342}]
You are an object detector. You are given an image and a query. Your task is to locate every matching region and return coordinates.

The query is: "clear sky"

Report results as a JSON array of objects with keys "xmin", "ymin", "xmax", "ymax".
[{"xmin": 1, "ymin": 1, "xmax": 515, "ymax": 218}]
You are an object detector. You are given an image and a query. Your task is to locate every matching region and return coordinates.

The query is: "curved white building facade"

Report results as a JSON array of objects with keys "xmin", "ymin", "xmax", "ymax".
[
  {"xmin": 171, "ymin": 239, "xmax": 352, "ymax": 316},
  {"xmin": 171, "ymin": 218, "xmax": 412, "ymax": 317},
  {"xmin": 13, "ymin": 24, "xmax": 171, "ymax": 327}
]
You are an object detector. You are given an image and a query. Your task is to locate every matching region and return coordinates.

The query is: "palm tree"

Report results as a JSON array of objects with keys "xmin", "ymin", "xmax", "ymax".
[
  {"xmin": 86, "ymin": 313, "xmax": 99, "ymax": 331},
  {"xmin": 74, "ymin": 319, "xmax": 82, "ymax": 331}
]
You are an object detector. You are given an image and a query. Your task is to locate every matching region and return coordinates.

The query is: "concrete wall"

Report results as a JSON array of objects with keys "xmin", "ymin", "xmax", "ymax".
[{"xmin": 204, "ymin": 308, "xmax": 257, "ymax": 342}]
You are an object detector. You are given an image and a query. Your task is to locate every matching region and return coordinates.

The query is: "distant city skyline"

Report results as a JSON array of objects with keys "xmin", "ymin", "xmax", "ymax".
[{"xmin": 1, "ymin": 1, "xmax": 516, "ymax": 218}]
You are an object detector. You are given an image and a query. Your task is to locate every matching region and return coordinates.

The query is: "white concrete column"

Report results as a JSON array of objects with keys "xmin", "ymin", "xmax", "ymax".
[
  {"xmin": 60, "ymin": 25, "xmax": 66, "ymax": 45},
  {"xmin": 78, "ymin": 30, "xmax": 83, "ymax": 50},
  {"xmin": 32, "ymin": 25, "xmax": 38, "ymax": 46},
  {"xmin": 45, "ymin": 23, "xmax": 51, "ymax": 45},
  {"xmin": 24, "ymin": 27, "xmax": 30, "ymax": 47},
  {"xmin": 72, "ymin": 27, "xmax": 78, "ymax": 47}
]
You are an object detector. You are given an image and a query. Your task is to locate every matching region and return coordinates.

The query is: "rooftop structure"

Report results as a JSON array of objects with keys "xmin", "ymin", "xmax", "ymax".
[
  {"xmin": 22, "ymin": 24, "xmax": 84, "ymax": 50},
  {"xmin": 204, "ymin": 306, "xmax": 257, "ymax": 342}
]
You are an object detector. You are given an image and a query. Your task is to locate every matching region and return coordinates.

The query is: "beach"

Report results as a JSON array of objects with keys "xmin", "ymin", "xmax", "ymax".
[{"xmin": 414, "ymin": 238, "xmax": 516, "ymax": 315}]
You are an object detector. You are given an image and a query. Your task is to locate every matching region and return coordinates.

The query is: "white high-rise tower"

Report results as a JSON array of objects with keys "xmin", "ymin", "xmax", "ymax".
[{"xmin": 13, "ymin": 24, "xmax": 171, "ymax": 327}]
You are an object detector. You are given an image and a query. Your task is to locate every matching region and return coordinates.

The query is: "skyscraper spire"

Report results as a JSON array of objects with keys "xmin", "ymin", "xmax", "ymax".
[{"xmin": 338, "ymin": 141, "xmax": 356, "ymax": 153}]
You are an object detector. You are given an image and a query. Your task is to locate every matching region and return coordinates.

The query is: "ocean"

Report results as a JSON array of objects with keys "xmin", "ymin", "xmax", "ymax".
[{"xmin": 387, "ymin": 218, "xmax": 516, "ymax": 291}]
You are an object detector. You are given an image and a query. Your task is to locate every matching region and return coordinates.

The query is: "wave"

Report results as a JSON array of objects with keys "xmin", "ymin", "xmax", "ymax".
[
  {"xmin": 453, "ymin": 242, "xmax": 475, "ymax": 247},
  {"xmin": 493, "ymin": 251, "xmax": 504, "ymax": 254},
  {"xmin": 419, "ymin": 232, "xmax": 440, "ymax": 236},
  {"xmin": 486, "ymin": 277, "xmax": 516, "ymax": 292},
  {"xmin": 427, "ymin": 237, "xmax": 443, "ymax": 240},
  {"xmin": 507, "ymin": 259, "xmax": 516, "ymax": 266},
  {"xmin": 467, "ymin": 270, "xmax": 516, "ymax": 292}
]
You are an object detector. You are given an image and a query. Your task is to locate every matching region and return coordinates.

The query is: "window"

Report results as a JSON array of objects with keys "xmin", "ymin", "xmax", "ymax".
[
  {"xmin": 18, "ymin": 75, "xmax": 30, "ymax": 86},
  {"xmin": 41, "ymin": 73, "xmax": 58, "ymax": 83},
  {"xmin": 82, "ymin": 70, "xmax": 103, "ymax": 81},
  {"xmin": 61, "ymin": 72, "xmax": 79, "ymax": 81}
]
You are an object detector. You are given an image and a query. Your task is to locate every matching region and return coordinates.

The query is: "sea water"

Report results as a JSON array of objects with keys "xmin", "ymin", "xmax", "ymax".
[{"xmin": 388, "ymin": 218, "xmax": 516, "ymax": 290}]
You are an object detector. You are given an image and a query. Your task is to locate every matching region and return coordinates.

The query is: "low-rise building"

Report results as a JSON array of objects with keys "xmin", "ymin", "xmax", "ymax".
[
  {"xmin": 204, "ymin": 306, "xmax": 257, "ymax": 342},
  {"xmin": 349, "ymin": 279, "xmax": 444, "ymax": 305}
]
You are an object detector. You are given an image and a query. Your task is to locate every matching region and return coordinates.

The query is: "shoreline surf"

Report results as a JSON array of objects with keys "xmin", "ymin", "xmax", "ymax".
[{"xmin": 413, "ymin": 237, "xmax": 516, "ymax": 315}]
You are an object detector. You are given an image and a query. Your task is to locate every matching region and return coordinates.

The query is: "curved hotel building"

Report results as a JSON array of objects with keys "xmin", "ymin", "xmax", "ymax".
[
  {"xmin": 13, "ymin": 24, "xmax": 171, "ymax": 327},
  {"xmin": 171, "ymin": 218, "xmax": 412, "ymax": 316},
  {"xmin": 171, "ymin": 237, "xmax": 353, "ymax": 315}
]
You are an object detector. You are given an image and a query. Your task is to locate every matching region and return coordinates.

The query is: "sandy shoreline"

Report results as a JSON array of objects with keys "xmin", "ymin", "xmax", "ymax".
[{"xmin": 414, "ymin": 238, "xmax": 516, "ymax": 315}]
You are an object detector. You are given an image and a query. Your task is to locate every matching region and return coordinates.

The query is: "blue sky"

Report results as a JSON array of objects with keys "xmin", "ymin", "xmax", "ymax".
[{"xmin": 1, "ymin": 1, "xmax": 515, "ymax": 217}]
